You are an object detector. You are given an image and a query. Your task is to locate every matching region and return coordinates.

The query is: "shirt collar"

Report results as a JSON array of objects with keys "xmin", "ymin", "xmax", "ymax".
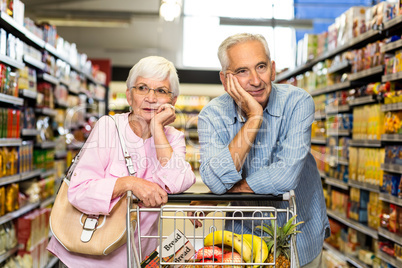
[{"xmin": 266, "ymin": 83, "xmax": 282, "ymax": 117}]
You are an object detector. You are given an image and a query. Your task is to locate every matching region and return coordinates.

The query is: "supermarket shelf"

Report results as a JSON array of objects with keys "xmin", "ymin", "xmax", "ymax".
[
  {"xmin": 349, "ymin": 139, "xmax": 382, "ymax": 148},
  {"xmin": 324, "ymin": 176, "xmax": 349, "ymax": 190},
  {"xmin": 310, "ymin": 81, "xmax": 353, "ymax": 97},
  {"xmin": 186, "ymin": 130, "xmax": 199, "ymax": 139},
  {"xmin": 67, "ymin": 142, "xmax": 84, "ymax": 150},
  {"xmin": 0, "ymin": 12, "xmax": 102, "ymax": 87},
  {"xmin": 0, "ymin": 12, "xmax": 45, "ymax": 49},
  {"xmin": 86, "ymin": 112, "xmax": 100, "ymax": 118},
  {"xmin": 38, "ymin": 73, "xmax": 59, "ymax": 85},
  {"xmin": 35, "ymin": 107, "xmax": 58, "ymax": 117},
  {"xmin": 381, "ymin": 39, "xmax": 402, "ymax": 53},
  {"xmin": 381, "ymin": 134, "xmax": 402, "ymax": 142},
  {"xmin": 323, "ymin": 242, "xmax": 370, "ymax": 268},
  {"xmin": 0, "ymin": 93, "xmax": 24, "ymax": 106},
  {"xmin": 311, "ymin": 137, "xmax": 326, "ymax": 145},
  {"xmin": 276, "ymin": 61, "xmax": 316, "ymax": 82},
  {"xmin": 275, "ymin": 30, "xmax": 380, "ymax": 82},
  {"xmin": 326, "ymin": 154, "xmax": 348, "ymax": 166},
  {"xmin": 323, "ymin": 242, "xmax": 347, "ymax": 262},
  {"xmin": 379, "ymin": 192, "xmax": 402, "ymax": 206},
  {"xmin": 314, "ymin": 111, "xmax": 326, "ymax": 120},
  {"xmin": 20, "ymin": 89, "xmax": 37, "ymax": 99},
  {"xmin": 381, "ymin": 102, "xmax": 402, "ymax": 112},
  {"xmin": 41, "ymin": 169, "xmax": 56, "ymax": 178},
  {"xmin": 349, "ymin": 65, "xmax": 384, "ymax": 81},
  {"xmin": 382, "ymin": 71, "xmax": 402, "ymax": 83},
  {"xmin": 68, "ymin": 87, "xmax": 81, "ymax": 95},
  {"xmin": 23, "ymin": 54, "xmax": 46, "ymax": 70},
  {"xmin": 348, "ymin": 180, "xmax": 380, "ymax": 193},
  {"xmin": 55, "ymin": 150, "xmax": 67, "ymax": 159},
  {"xmin": 0, "ymin": 170, "xmax": 42, "ymax": 186},
  {"xmin": 0, "ymin": 54, "xmax": 24, "ymax": 69},
  {"xmin": 377, "ymin": 250, "xmax": 402, "ymax": 267},
  {"xmin": 337, "ymin": 157, "xmax": 349, "ymax": 166},
  {"xmin": 36, "ymin": 141, "xmax": 57, "ymax": 149},
  {"xmin": 327, "ymin": 129, "xmax": 351, "ymax": 137},
  {"xmin": 23, "ymin": 28, "xmax": 46, "ymax": 48},
  {"xmin": 40, "ymin": 196, "xmax": 55, "ymax": 208},
  {"xmin": 45, "ymin": 43, "xmax": 67, "ymax": 63},
  {"xmin": 21, "ymin": 128, "xmax": 40, "ymax": 136},
  {"xmin": 0, "ymin": 246, "xmax": 18, "ymax": 264},
  {"xmin": 325, "ymin": 104, "xmax": 350, "ymax": 114},
  {"xmin": 327, "ymin": 210, "xmax": 378, "ymax": 239},
  {"xmin": 383, "ymin": 13, "xmax": 402, "ymax": 34},
  {"xmin": 59, "ymin": 78, "xmax": 70, "ymax": 87},
  {"xmin": 20, "ymin": 169, "xmax": 42, "ymax": 181},
  {"xmin": 378, "ymin": 227, "xmax": 402, "ymax": 245},
  {"xmin": 0, "ymin": 138, "xmax": 22, "ymax": 147},
  {"xmin": 328, "ymin": 61, "xmax": 350, "ymax": 74},
  {"xmin": 348, "ymin": 29, "xmax": 380, "ymax": 49},
  {"xmin": 0, "ymin": 202, "xmax": 40, "ymax": 225},
  {"xmin": 381, "ymin": 163, "xmax": 402, "ymax": 174},
  {"xmin": 0, "ymin": 174, "xmax": 20, "ymax": 187},
  {"xmin": 55, "ymin": 100, "xmax": 69, "ymax": 109},
  {"xmin": 345, "ymin": 254, "xmax": 369, "ymax": 268},
  {"xmin": 348, "ymin": 95, "xmax": 378, "ymax": 107}
]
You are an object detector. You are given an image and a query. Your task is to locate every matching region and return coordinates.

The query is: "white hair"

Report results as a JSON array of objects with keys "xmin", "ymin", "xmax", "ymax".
[
  {"xmin": 125, "ymin": 56, "xmax": 179, "ymax": 97},
  {"xmin": 218, "ymin": 33, "xmax": 271, "ymax": 72}
]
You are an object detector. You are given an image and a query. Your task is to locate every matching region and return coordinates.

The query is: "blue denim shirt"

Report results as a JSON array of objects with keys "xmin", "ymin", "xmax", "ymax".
[{"xmin": 198, "ymin": 83, "xmax": 330, "ymax": 266}]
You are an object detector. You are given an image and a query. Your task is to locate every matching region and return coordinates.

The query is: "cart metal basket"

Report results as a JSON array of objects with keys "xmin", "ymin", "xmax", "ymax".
[{"xmin": 126, "ymin": 191, "xmax": 300, "ymax": 268}]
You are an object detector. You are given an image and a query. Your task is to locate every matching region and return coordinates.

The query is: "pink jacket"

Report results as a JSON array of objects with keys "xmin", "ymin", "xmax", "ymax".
[{"xmin": 47, "ymin": 113, "xmax": 196, "ymax": 267}]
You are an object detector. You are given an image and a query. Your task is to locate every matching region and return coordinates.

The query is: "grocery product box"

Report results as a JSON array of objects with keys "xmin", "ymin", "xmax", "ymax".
[{"xmin": 141, "ymin": 229, "xmax": 195, "ymax": 268}]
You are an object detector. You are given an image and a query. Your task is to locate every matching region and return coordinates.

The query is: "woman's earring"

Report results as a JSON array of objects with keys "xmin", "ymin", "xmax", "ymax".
[{"xmin": 129, "ymin": 106, "xmax": 132, "ymax": 112}]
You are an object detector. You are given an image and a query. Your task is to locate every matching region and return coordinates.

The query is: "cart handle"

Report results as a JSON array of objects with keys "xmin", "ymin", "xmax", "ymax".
[{"xmin": 167, "ymin": 192, "xmax": 293, "ymax": 202}]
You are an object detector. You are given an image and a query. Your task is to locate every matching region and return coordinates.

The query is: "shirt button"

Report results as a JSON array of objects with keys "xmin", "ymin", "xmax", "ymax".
[{"xmin": 257, "ymin": 141, "xmax": 261, "ymax": 145}]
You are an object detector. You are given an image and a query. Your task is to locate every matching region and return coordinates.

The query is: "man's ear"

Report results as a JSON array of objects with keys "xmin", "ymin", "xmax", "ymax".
[
  {"xmin": 219, "ymin": 71, "xmax": 227, "ymax": 89},
  {"xmin": 270, "ymin": 61, "xmax": 276, "ymax": 81}
]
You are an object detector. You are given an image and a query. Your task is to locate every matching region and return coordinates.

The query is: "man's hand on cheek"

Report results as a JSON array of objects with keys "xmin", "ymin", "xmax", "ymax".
[{"xmin": 226, "ymin": 74, "xmax": 263, "ymax": 118}]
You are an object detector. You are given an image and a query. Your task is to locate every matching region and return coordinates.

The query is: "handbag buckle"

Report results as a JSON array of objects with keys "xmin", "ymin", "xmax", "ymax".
[
  {"xmin": 124, "ymin": 155, "xmax": 136, "ymax": 176},
  {"xmin": 81, "ymin": 215, "xmax": 99, "ymax": 243}
]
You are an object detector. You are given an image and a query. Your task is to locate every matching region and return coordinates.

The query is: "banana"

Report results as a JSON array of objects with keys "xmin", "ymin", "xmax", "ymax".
[
  {"xmin": 243, "ymin": 234, "xmax": 268, "ymax": 267},
  {"xmin": 204, "ymin": 230, "xmax": 252, "ymax": 263}
]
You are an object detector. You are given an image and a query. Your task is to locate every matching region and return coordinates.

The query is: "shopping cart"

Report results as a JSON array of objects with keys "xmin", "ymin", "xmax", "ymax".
[{"xmin": 126, "ymin": 191, "xmax": 300, "ymax": 268}]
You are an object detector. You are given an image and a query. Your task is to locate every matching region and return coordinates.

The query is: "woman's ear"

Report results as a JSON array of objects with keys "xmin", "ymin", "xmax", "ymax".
[
  {"xmin": 126, "ymin": 88, "xmax": 133, "ymax": 106},
  {"xmin": 171, "ymin": 96, "xmax": 178, "ymax": 106}
]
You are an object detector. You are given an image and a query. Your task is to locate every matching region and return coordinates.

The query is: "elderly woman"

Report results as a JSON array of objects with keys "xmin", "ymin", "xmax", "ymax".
[{"xmin": 47, "ymin": 56, "xmax": 196, "ymax": 267}]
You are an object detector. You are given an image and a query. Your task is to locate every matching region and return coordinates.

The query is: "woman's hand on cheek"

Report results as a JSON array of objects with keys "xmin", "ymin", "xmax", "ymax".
[{"xmin": 150, "ymin": 104, "xmax": 176, "ymax": 132}]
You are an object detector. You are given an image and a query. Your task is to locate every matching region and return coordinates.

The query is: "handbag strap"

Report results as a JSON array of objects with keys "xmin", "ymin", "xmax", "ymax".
[{"xmin": 108, "ymin": 115, "xmax": 136, "ymax": 176}]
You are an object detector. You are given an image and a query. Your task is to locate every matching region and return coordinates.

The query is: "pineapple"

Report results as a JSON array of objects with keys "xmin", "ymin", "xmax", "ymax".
[{"xmin": 255, "ymin": 215, "xmax": 303, "ymax": 268}]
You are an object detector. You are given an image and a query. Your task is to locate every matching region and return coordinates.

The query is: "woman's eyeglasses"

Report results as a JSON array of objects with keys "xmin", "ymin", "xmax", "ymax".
[{"xmin": 131, "ymin": 84, "xmax": 172, "ymax": 98}]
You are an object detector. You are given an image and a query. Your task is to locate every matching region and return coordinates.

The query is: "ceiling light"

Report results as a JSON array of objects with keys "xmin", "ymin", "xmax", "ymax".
[
  {"xmin": 36, "ymin": 18, "xmax": 130, "ymax": 28},
  {"xmin": 219, "ymin": 17, "xmax": 313, "ymax": 29},
  {"xmin": 160, "ymin": 0, "xmax": 182, "ymax": 22}
]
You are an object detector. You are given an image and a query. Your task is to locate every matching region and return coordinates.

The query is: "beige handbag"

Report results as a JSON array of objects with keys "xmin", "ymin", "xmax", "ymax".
[{"xmin": 49, "ymin": 115, "xmax": 137, "ymax": 255}]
